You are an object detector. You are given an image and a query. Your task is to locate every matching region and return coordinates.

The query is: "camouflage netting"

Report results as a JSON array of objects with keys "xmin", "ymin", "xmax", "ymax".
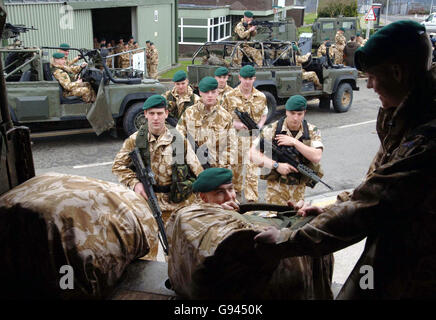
[
  {"xmin": 166, "ymin": 203, "xmax": 334, "ymax": 300},
  {"xmin": 0, "ymin": 172, "xmax": 159, "ymax": 299}
]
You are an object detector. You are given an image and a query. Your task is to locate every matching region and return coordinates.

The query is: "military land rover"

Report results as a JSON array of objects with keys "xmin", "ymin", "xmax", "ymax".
[
  {"xmin": 188, "ymin": 40, "xmax": 359, "ymax": 123},
  {"xmin": 311, "ymin": 16, "xmax": 361, "ymax": 47},
  {"xmin": 1, "ymin": 27, "xmax": 166, "ymax": 137}
]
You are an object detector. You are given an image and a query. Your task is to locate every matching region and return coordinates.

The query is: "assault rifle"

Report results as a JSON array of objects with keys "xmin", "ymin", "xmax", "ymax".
[
  {"xmin": 166, "ymin": 117, "xmax": 211, "ymax": 169},
  {"xmin": 262, "ymin": 138, "xmax": 333, "ymax": 190},
  {"xmin": 1, "ymin": 23, "xmax": 37, "ymax": 40},
  {"xmin": 129, "ymin": 147, "xmax": 169, "ymax": 255},
  {"xmin": 234, "ymin": 108, "xmax": 259, "ymax": 133}
]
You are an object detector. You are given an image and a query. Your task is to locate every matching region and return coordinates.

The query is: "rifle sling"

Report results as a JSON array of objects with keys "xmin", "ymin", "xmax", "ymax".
[{"xmin": 153, "ymin": 184, "xmax": 171, "ymax": 193}]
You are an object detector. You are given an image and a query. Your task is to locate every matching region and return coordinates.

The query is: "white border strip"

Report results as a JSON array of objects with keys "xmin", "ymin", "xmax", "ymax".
[
  {"xmin": 73, "ymin": 162, "xmax": 113, "ymax": 169},
  {"xmin": 338, "ymin": 120, "xmax": 376, "ymax": 129}
]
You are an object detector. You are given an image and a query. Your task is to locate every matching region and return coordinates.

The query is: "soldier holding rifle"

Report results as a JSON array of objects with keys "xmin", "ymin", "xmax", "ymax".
[
  {"xmin": 112, "ymin": 95, "xmax": 203, "ymax": 223},
  {"xmin": 249, "ymin": 95, "xmax": 325, "ymax": 206}
]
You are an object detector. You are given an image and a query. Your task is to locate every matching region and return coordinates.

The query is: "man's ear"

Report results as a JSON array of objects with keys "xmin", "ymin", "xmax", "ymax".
[{"xmin": 391, "ymin": 64, "xmax": 403, "ymax": 83}]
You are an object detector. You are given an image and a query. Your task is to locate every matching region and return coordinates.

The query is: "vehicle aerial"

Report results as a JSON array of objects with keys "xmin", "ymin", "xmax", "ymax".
[
  {"xmin": 1, "ymin": 28, "xmax": 166, "ymax": 137},
  {"xmin": 188, "ymin": 40, "xmax": 359, "ymax": 120},
  {"xmin": 311, "ymin": 16, "xmax": 361, "ymax": 47},
  {"xmin": 421, "ymin": 12, "xmax": 436, "ymax": 33}
]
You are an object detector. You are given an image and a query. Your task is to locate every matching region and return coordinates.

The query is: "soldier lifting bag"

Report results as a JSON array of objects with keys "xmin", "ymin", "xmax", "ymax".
[{"xmin": 166, "ymin": 204, "xmax": 334, "ymax": 300}]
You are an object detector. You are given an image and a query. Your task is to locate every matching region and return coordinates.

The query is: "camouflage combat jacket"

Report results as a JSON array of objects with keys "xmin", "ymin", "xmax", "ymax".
[
  {"xmin": 149, "ymin": 47, "xmax": 159, "ymax": 65},
  {"xmin": 234, "ymin": 19, "xmax": 257, "ymax": 41},
  {"xmin": 221, "ymin": 86, "xmax": 268, "ymax": 131},
  {"xmin": 254, "ymin": 117, "xmax": 323, "ymax": 185},
  {"xmin": 52, "ymin": 64, "xmax": 87, "ymax": 92},
  {"xmin": 335, "ymin": 31, "xmax": 346, "ymax": 49},
  {"xmin": 163, "ymin": 86, "xmax": 200, "ymax": 120},
  {"xmin": 112, "ymin": 126, "xmax": 203, "ymax": 212},
  {"xmin": 176, "ymin": 100, "xmax": 237, "ymax": 167},
  {"xmin": 270, "ymin": 64, "xmax": 436, "ymax": 299},
  {"xmin": 217, "ymin": 84, "xmax": 233, "ymax": 104},
  {"xmin": 166, "ymin": 201, "xmax": 334, "ymax": 299}
]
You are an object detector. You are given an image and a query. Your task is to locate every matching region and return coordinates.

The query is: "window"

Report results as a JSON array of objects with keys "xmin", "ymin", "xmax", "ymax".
[
  {"xmin": 179, "ymin": 15, "xmax": 231, "ymax": 45},
  {"xmin": 322, "ymin": 22, "xmax": 334, "ymax": 31},
  {"xmin": 342, "ymin": 21, "xmax": 355, "ymax": 30}
]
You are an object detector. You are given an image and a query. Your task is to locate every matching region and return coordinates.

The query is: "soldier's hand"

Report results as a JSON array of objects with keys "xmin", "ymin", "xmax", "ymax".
[
  {"xmin": 81, "ymin": 62, "xmax": 88, "ymax": 68},
  {"xmin": 249, "ymin": 26, "xmax": 257, "ymax": 32},
  {"xmin": 254, "ymin": 226, "xmax": 280, "ymax": 244},
  {"xmin": 220, "ymin": 200, "xmax": 239, "ymax": 211},
  {"xmin": 276, "ymin": 163, "xmax": 297, "ymax": 175},
  {"xmin": 233, "ymin": 120, "xmax": 248, "ymax": 130},
  {"xmin": 275, "ymin": 134, "xmax": 296, "ymax": 147},
  {"xmin": 134, "ymin": 182, "xmax": 149, "ymax": 200},
  {"xmin": 288, "ymin": 200, "xmax": 324, "ymax": 217}
]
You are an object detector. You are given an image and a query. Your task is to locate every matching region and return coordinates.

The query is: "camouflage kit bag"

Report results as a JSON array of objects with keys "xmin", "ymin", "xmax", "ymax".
[{"xmin": 0, "ymin": 172, "xmax": 159, "ymax": 299}]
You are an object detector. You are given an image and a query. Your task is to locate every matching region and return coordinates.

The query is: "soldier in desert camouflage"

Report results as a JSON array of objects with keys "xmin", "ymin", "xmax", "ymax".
[
  {"xmin": 294, "ymin": 44, "xmax": 322, "ymax": 90},
  {"xmin": 233, "ymin": 11, "xmax": 263, "ymax": 66},
  {"xmin": 166, "ymin": 167, "xmax": 334, "ymax": 299},
  {"xmin": 112, "ymin": 95, "xmax": 203, "ymax": 223},
  {"xmin": 119, "ymin": 43, "xmax": 131, "ymax": 69},
  {"xmin": 214, "ymin": 67, "xmax": 233, "ymax": 103},
  {"xmin": 177, "ymin": 76, "xmax": 236, "ymax": 169},
  {"xmin": 334, "ymin": 27, "xmax": 346, "ymax": 64},
  {"xmin": 221, "ymin": 65, "xmax": 268, "ymax": 202},
  {"xmin": 148, "ymin": 42, "xmax": 159, "ymax": 79},
  {"xmin": 51, "ymin": 52, "xmax": 96, "ymax": 103},
  {"xmin": 250, "ymin": 95, "xmax": 324, "ymax": 207},
  {"xmin": 162, "ymin": 70, "xmax": 200, "ymax": 122}
]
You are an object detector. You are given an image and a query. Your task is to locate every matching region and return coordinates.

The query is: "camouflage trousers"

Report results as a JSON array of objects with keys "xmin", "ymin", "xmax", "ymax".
[
  {"xmin": 65, "ymin": 83, "xmax": 96, "ymax": 103},
  {"xmin": 149, "ymin": 63, "xmax": 158, "ymax": 79},
  {"xmin": 232, "ymin": 135, "xmax": 258, "ymax": 202},
  {"xmin": 333, "ymin": 46, "xmax": 344, "ymax": 64},
  {"xmin": 303, "ymin": 71, "xmax": 322, "ymax": 89},
  {"xmin": 233, "ymin": 46, "xmax": 263, "ymax": 66},
  {"xmin": 266, "ymin": 179, "xmax": 306, "ymax": 206}
]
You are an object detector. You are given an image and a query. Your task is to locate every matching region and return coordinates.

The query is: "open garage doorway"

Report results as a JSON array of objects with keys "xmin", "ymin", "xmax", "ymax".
[{"xmin": 91, "ymin": 7, "xmax": 134, "ymax": 48}]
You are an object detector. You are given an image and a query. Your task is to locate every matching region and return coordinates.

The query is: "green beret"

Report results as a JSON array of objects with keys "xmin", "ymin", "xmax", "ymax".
[
  {"xmin": 354, "ymin": 20, "xmax": 426, "ymax": 71},
  {"xmin": 339, "ymin": 28, "xmax": 345, "ymax": 32},
  {"xmin": 198, "ymin": 76, "xmax": 218, "ymax": 92},
  {"xmin": 193, "ymin": 168, "xmax": 233, "ymax": 193},
  {"xmin": 214, "ymin": 66, "xmax": 229, "ymax": 77},
  {"xmin": 244, "ymin": 11, "xmax": 254, "ymax": 18},
  {"xmin": 286, "ymin": 95, "xmax": 307, "ymax": 111},
  {"xmin": 53, "ymin": 52, "xmax": 65, "ymax": 59},
  {"xmin": 324, "ymin": 37, "xmax": 329, "ymax": 41},
  {"xmin": 239, "ymin": 65, "xmax": 256, "ymax": 78},
  {"xmin": 143, "ymin": 95, "xmax": 167, "ymax": 110},
  {"xmin": 59, "ymin": 43, "xmax": 70, "ymax": 49},
  {"xmin": 172, "ymin": 70, "xmax": 187, "ymax": 82},
  {"xmin": 356, "ymin": 32, "xmax": 360, "ymax": 36}
]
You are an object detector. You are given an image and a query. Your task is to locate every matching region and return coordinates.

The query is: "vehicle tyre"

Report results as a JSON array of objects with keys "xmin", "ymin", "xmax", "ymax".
[
  {"xmin": 332, "ymin": 82, "xmax": 353, "ymax": 113},
  {"xmin": 261, "ymin": 91, "xmax": 277, "ymax": 124},
  {"xmin": 122, "ymin": 101, "xmax": 147, "ymax": 136},
  {"xmin": 319, "ymin": 97, "xmax": 331, "ymax": 110}
]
